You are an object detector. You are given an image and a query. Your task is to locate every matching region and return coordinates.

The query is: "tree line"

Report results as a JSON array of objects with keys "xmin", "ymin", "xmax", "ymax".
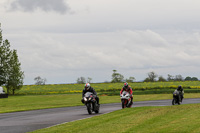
[
  {"xmin": 0, "ymin": 24, "xmax": 24, "ymax": 94},
  {"xmin": 111, "ymin": 70, "xmax": 199, "ymax": 83},
  {"xmin": 143, "ymin": 72, "xmax": 198, "ymax": 82},
  {"xmin": 75, "ymin": 70, "xmax": 199, "ymax": 84}
]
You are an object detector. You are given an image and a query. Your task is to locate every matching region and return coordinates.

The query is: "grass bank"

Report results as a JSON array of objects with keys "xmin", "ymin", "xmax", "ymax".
[
  {"xmin": 31, "ymin": 103, "xmax": 200, "ymax": 133},
  {"xmin": 1, "ymin": 93, "xmax": 200, "ymax": 113},
  {"xmin": 12, "ymin": 81, "xmax": 200, "ymax": 95}
]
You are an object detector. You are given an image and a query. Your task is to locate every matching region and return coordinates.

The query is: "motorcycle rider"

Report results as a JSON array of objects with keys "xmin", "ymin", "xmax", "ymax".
[
  {"xmin": 177, "ymin": 85, "xmax": 184, "ymax": 102},
  {"xmin": 120, "ymin": 82, "xmax": 133, "ymax": 106},
  {"xmin": 81, "ymin": 83, "xmax": 99, "ymax": 105}
]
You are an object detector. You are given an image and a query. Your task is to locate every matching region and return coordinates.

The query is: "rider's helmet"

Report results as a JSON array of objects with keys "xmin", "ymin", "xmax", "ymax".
[
  {"xmin": 85, "ymin": 83, "xmax": 90, "ymax": 90},
  {"xmin": 177, "ymin": 85, "xmax": 182, "ymax": 91},
  {"xmin": 124, "ymin": 82, "xmax": 129, "ymax": 90}
]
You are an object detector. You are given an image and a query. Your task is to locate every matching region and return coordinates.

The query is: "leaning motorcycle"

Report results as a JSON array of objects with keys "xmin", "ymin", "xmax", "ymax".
[
  {"xmin": 120, "ymin": 91, "xmax": 132, "ymax": 108},
  {"xmin": 83, "ymin": 92, "xmax": 100, "ymax": 114},
  {"xmin": 172, "ymin": 90, "xmax": 181, "ymax": 105}
]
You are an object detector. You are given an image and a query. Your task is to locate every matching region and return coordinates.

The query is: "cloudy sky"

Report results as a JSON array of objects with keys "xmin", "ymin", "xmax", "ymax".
[{"xmin": 1, "ymin": 0, "xmax": 200, "ymax": 85}]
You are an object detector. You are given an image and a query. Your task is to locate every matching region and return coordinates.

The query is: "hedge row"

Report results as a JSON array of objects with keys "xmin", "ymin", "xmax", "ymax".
[{"xmin": 98, "ymin": 89, "xmax": 200, "ymax": 96}]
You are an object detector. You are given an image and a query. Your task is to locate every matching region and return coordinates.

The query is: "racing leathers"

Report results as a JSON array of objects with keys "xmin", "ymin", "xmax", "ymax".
[
  {"xmin": 177, "ymin": 86, "xmax": 184, "ymax": 102},
  {"xmin": 120, "ymin": 85, "xmax": 133, "ymax": 106},
  {"xmin": 82, "ymin": 87, "xmax": 99, "ymax": 105}
]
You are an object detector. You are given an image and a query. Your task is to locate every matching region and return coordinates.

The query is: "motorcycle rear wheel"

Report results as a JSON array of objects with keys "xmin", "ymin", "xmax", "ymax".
[
  {"xmin": 95, "ymin": 110, "xmax": 99, "ymax": 113},
  {"xmin": 95, "ymin": 104, "xmax": 99, "ymax": 113},
  {"xmin": 172, "ymin": 99, "xmax": 175, "ymax": 105}
]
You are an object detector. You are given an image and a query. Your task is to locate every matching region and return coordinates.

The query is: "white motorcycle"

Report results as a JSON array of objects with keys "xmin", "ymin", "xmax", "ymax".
[{"xmin": 120, "ymin": 91, "xmax": 132, "ymax": 108}]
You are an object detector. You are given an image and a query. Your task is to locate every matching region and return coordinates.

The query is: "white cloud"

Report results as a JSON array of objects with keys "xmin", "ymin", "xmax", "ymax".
[{"xmin": 7, "ymin": 0, "xmax": 71, "ymax": 14}]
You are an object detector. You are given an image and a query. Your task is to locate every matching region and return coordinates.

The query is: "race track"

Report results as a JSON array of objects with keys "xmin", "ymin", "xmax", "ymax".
[{"xmin": 0, "ymin": 98, "xmax": 200, "ymax": 133}]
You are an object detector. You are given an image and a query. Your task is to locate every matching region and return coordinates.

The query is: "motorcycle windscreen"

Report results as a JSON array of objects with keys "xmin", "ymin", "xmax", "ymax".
[{"xmin": 84, "ymin": 92, "xmax": 93, "ymax": 97}]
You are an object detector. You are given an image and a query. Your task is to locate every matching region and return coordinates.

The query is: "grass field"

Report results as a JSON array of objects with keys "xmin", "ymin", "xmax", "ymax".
[
  {"xmin": 31, "ymin": 103, "xmax": 200, "ymax": 133},
  {"xmin": 11, "ymin": 81, "xmax": 200, "ymax": 95},
  {"xmin": 1, "ymin": 93, "xmax": 200, "ymax": 113}
]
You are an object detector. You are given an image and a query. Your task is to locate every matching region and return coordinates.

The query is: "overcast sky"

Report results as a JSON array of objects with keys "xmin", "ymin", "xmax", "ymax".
[{"xmin": 1, "ymin": 0, "xmax": 200, "ymax": 85}]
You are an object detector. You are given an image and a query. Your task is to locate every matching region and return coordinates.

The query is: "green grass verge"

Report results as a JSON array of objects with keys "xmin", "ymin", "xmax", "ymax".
[
  {"xmin": 1, "ymin": 93, "xmax": 200, "ymax": 113},
  {"xmin": 0, "ymin": 94, "xmax": 82, "ymax": 113},
  {"xmin": 31, "ymin": 103, "xmax": 200, "ymax": 133}
]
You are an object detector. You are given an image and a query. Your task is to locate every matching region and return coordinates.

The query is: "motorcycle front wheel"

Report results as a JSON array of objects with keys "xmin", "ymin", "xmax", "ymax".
[
  {"xmin": 86, "ymin": 103, "xmax": 92, "ymax": 114},
  {"xmin": 122, "ymin": 99, "xmax": 127, "ymax": 109}
]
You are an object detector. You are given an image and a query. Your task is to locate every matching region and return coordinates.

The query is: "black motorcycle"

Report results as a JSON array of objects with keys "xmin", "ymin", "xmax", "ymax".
[
  {"xmin": 83, "ymin": 92, "xmax": 100, "ymax": 114},
  {"xmin": 172, "ymin": 90, "xmax": 181, "ymax": 105}
]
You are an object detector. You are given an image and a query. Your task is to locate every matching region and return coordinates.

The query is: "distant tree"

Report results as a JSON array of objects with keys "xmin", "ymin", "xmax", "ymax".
[
  {"xmin": 87, "ymin": 77, "xmax": 92, "ymax": 83},
  {"xmin": 111, "ymin": 70, "xmax": 124, "ymax": 83},
  {"xmin": 174, "ymin": 75, "xmax": 184, "ymax": 81},
  {"xmin": 158, "ymin": 76, "xmax": 167, "ymax": 82},
  {"xmin": 147, "ymin": 71, "xmax": 157, "ymax": 82},
  {"xmin": 191, "ymin": 77, "xmax": 198, "ymax": 81},
  {"xmin": 185, "ymin": 76, "xmax": 192, "ymax": 81},
  {"xmin": 185, "ymin": 76, "xmax": 198, "ymax": 81},
  {"xmin": 167, "ymin": 74, "xmax": 174, "ymax": 81},
  {"xmin": 34, "ymin": 76, "xmax": 47, "ymax": 85},
  {"xmin": 126, "ymin": 77, "xmax": 135, "ymax": 82},
  {"xmin": 143, "ymin": 77, "xmax": 151, "ymax": 82},
  {"xmin": 113, "ymin": 69, "xmax": 117, "ymax": 73},
  {"xmin": 77, "ymin": 77, "xmax": 86, "ymax": 84},
  {"xmin": 5, "ymin": 50, "xmax": 24, "ymax": 94}
]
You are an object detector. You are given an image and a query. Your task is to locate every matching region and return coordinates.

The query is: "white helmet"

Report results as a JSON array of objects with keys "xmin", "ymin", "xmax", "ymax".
[{"xmin": 85, "ymin": 83, "xmax": 90, "ymax": 90}]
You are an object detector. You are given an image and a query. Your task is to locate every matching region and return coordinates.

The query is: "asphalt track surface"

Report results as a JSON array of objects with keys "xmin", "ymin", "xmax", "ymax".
[{"xmin": 0, "ymin": 98, "xmax": 200, "ymax": 133}]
